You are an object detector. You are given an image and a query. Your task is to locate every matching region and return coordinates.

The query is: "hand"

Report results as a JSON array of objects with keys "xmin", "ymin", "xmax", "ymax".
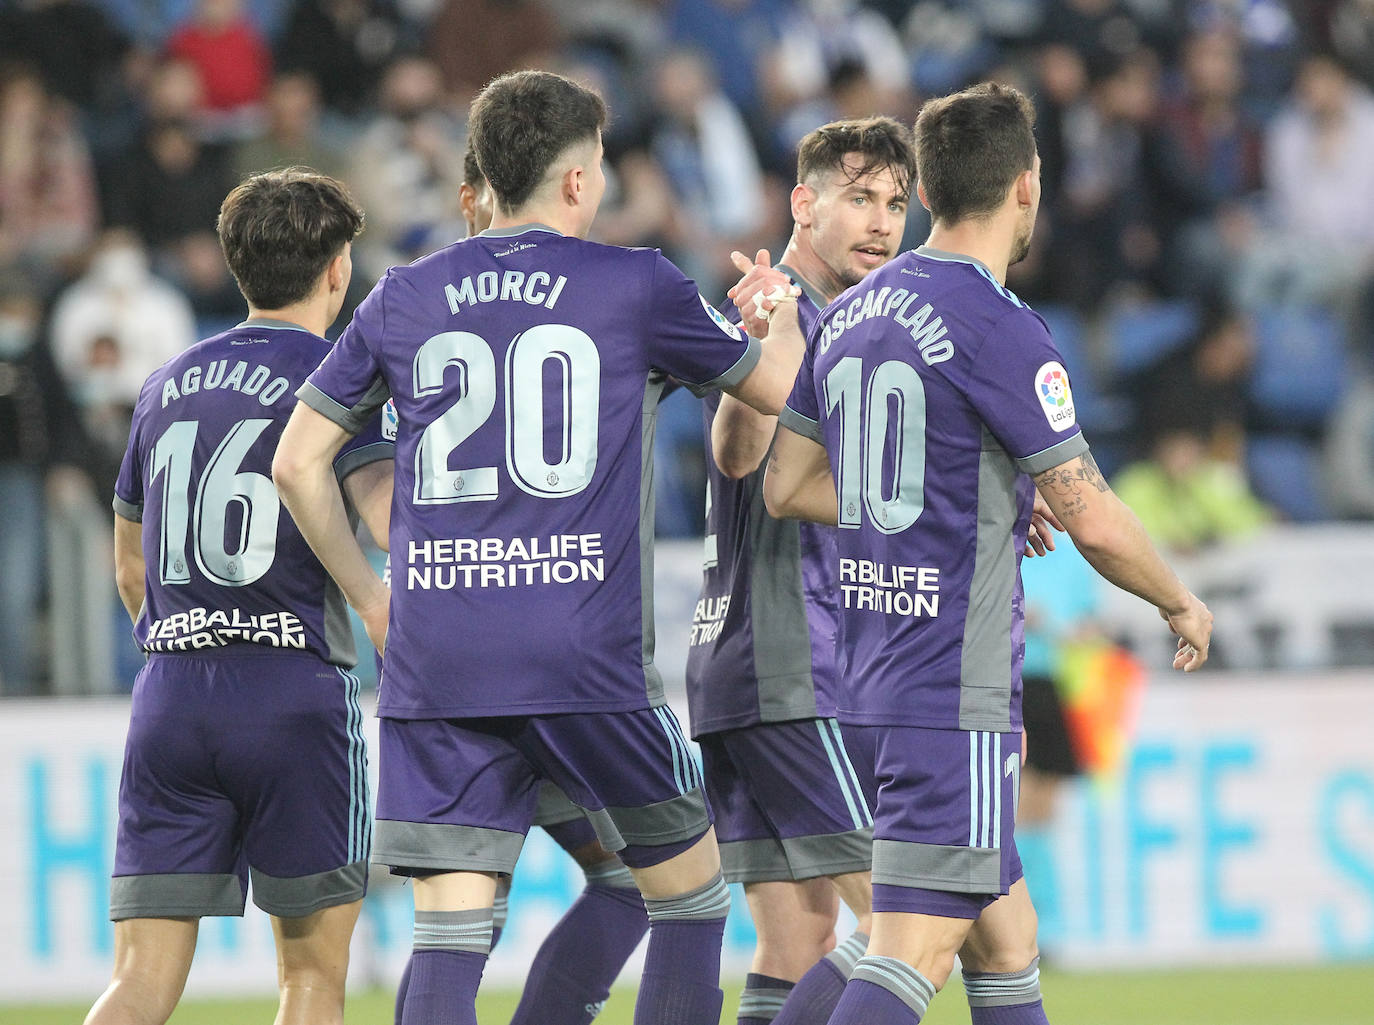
[
  {"xmin": 1160, "ymin": 592, "xmax": 1212, "ymax": 672},
  {"xmin": 1024, "ymin": 490, "xmax": 1065, "ymax": 558},
  {"xmin": 726, "ymin": 248, "xmax": 799, "ymax": 337}
]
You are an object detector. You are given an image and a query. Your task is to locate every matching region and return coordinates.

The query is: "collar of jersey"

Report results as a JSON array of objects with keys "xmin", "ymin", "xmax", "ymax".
[
  {"xmin": 775, "ymin": 263, "xmax": 826, "ymax": 309},
  {"xmin": 236, "ymin": 317, "xmax": 312, "ymax": 333},
  {"xmin": 914, "ymin": 245, "xmax": 998, "ymax": 280},
  {"xmin": 477, "ymin": 223, "xmax": 563, "ymax": 239}
]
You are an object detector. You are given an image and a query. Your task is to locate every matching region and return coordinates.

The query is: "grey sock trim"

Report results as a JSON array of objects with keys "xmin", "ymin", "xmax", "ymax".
[
  {"xmin": 823, "ymin": 930, "xmax": 870, "ymax": 977},
  {"xmin": 413, "ymin": 908, "xmax": 493, "ymax": 954},
  {"xmin": 738, "ymin": 984, "xmax": 792, "ymax": 1020},
  {"xmin": 584, "ymin": 859, "xmax": 637, "ymax": 890},
  {"xmin": 963, "ymin": 956, "xmax": 1042, "ymax": 1007},
  {"xmin": 850, "ymin": 955, "xmax": 935, "ymax": 1017},
  {"xmin": 644, "ymin": 871, "xmax": 730, "ymax": 922},
  {"xmin": 492, "ymin": 892, "xmax": 509, "ymax": 930}
]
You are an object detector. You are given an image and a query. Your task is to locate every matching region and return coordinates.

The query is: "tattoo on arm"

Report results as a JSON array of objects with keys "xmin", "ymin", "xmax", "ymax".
[{"xmin": 1034, "ymin": 453, "xmax": 1109, "ymax": 518}]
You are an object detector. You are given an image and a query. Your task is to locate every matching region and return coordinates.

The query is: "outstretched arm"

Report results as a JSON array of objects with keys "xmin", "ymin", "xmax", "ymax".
[
  {"xmin": 1034, "ymin": 450, "xmax": 1212, "ymax": 671},
  {"xmin": 763, "ymin": 426, "xmax": 838, "ymax": 526},
  {"xmin": 274, "ymin": 402, "xmax": 390, "ymax": 652},
  {"xmin": 717, "ymin": 250, "xmax": 805, "ymax": 417}
]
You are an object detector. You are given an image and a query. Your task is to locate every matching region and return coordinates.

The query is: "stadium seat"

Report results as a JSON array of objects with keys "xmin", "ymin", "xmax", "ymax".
[
  {"xmin": 1247, "ymin": 304, "xmax": 1348, "ymax": 429},
  {"xmin": 1246, "ymin": 434, "xmax": 1331, "ymax": 522},
  {"xmin": 1037, "ymin": 303, "xmax": 1128, "ymax": 434},
  {"xmin": 1103, "ymin": 299, "xmax": 1200, "ymax": 377}
]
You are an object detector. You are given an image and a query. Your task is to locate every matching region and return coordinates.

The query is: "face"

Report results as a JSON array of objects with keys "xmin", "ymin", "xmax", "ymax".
[
  {"xmin": 1010, "ymin": 153, "xmax": 1041, "ymax": 267},
  {"xmin": 801, "ymin": 155, "xmax": 910, "ymax": 291},
  {"xmin": 460, "ymin": 180, "xmax": 495, "ymax": 236}
]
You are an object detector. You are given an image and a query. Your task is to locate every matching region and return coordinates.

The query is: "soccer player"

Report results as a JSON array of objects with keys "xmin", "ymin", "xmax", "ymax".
[
  {"xmin": 686, "ymin": 116, "xmax": 915, "ymax": 1025},
  {"xmin": 87, "ymin": 169, "xmax": 392, "ymax": 1025},
  {"xmin": 758, "ymin": 82, "xmax": 1213, "ymax": 1025},
  {"xmin": 385, "ymin": 141, "xmax": 651, "ymax": 1025},
  {"xmin": 272, "ymin": 70, "xmax": 805, "ymax": 1025}
]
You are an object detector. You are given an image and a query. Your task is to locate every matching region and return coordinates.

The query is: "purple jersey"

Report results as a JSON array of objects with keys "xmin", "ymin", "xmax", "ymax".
[
  {"xmin": 113, "ymin": 321, "xmax": 392, "ymax": 666},
  {"xmin": 778, "ymin": 247, "xmax": 1089, "ymax": 732},
  {"xmin": 300, "ymin": 225, "xmax": 760, "ymax": 718},
  {"xmin": 684, "ymin": 271, "xmax": 839, "ymax": 737}
]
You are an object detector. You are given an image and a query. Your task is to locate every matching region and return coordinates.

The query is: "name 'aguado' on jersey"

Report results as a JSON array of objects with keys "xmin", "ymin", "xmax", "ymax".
[{"xmin": 301, "ymin": 225, "xmax": 762, "ymax": 720}]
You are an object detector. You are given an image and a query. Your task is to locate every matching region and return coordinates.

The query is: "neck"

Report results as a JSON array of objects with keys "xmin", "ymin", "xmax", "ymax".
[
  {"xmin": 780, "ymin": 231, "xmax": 848, "ymax": 305},
  {"xmin": 490, "ymin": 201, "xmax": 581, "ymax": 239},
  {"xmin": 245, "ymin": 301, "xmax": 330, "ymax": 337},
  {"xmin": 924, "ymin": 218, "xmax": 1014, "ymax": 284}
]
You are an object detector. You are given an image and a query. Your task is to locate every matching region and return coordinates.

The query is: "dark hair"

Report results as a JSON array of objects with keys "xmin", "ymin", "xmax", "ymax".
[
  {"xmin": 462, "ymin": 140, "xmax": 484, "ymax": 190},
  {"xmin": 797, "ymin": 116, "xmax": 916, "ymax": 200},
  {"xmin": 468, "ymin": 70, "xmax": 607, "ymax": 212},
  {"xmin": 217, "ymin": 168, "xmax": 363, "ymax": 310},
  {"xmin": 914, "ymin": 82, "xmax": 1037, "ymax": 225}
]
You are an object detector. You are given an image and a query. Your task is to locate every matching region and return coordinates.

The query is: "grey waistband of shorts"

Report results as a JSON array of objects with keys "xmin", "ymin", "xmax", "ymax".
[
  {"xmin": 373, "ymin": 821, "xmax": 527, "ymax": 875},
  {"xmin": 250, "ymin": 860, "xmax": 367, "ymax": 918},
  {"xmin": 109, "ymin": 872, "xmax": 244, "ymax": 921},
  {"xmin": 870, "ymin": 837, "xmax": 1002, "ymax": 893}
]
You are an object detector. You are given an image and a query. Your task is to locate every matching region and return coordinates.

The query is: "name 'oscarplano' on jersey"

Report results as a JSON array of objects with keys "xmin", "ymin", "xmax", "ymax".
[{"xmin": 444, "ymin": 268, "xmax": 570, "ymax": 314}]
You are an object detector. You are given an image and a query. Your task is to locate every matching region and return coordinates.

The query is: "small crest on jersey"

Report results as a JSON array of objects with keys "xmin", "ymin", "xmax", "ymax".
[
  {"xmin": 1035, "ymin": 360, "xmax": 1076, "ymax": 432},
  {"xmin": 382, "ymin": 399, "xmax": 399, "ymax": 441},
  {"xmin": 700, "ymin": 295, "xmax": 742, "ymax": 341}
]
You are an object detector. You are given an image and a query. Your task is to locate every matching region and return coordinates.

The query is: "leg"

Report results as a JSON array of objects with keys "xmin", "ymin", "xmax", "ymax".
[
  {"xmin": 398, "ymin": 871, "xmax": 499, "ymax": 1025},
  {"xmin": 273, "ymin": 900, "xmax": 363, "ymax": 1025},
  {"xmin": 769, "ymin": 871, "xmax": 873, "ymax": 1025},
  {"xmin": 740, "ymin": 878, "xmax": 835, "ymax": 1025},
  {"xmin": 83, "ymin": 917, "xmax": 198, "ymax": 1025},
  {"xmin": 510, "ymin": 810, "xmax": 650, "ymax": 1025},
  {"xmin": 959, "ymin": 880, "xmax": 1048, "ymax": 1024}
]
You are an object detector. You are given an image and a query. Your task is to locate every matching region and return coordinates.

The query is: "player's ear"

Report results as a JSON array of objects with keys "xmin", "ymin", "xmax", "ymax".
[
  {"xmin": 791, "ymin": 182, "xmax": 816, "ymax": 227},
  {"xmin": 459, "ymin": 183, "xmax": 476, "ymax": 224},
  {"xmin": 916, "ymin": 180, "xmax": 931, "ymax": 213},
  {"xmin": 326, "ymin": 246, "xmax": 349, "ymax": 294},
  {"xmin": 1014, "ymin": 168, "xmax": 1035, "ymax": 209}
]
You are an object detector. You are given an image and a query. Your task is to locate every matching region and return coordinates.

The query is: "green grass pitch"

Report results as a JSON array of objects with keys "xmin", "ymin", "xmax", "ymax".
[{"xmin": 10, "ymin": 963, "xmax": 1374, "ymax": 1025}]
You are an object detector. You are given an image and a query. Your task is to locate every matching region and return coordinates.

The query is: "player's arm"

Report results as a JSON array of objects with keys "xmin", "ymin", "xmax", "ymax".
[
  {"xmin": 342, "ymin": 459, "xmax": 393, "ymax": 552},
  {"xmin": 113, "ymin": 514, "xmax": 145, "ymax": 624},
  {"xmin": 763, "ymin": 425, "xmax": 837, "ymax": 525},
  {"xmin": 273, "ymin": 402, "xmax": 390, "ymax": 651},
  {"xmin": 1033, "ymin": 450, "xmax": 1212, "ymax": 671},
  {"xmin": 712, "ymin": 395, "xmax": 777, "ymax": 478},
  {"xmin": 717, "ymin": 250, "xmax": 806, "ymax": 417}
]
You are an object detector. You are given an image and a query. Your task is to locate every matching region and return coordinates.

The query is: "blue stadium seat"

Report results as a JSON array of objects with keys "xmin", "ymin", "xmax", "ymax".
[
  {"xmin": 1248, "ymin": 305, "xmax": 1348, "ymax": 429},
  {"xmin": 1246, "ymin": 435, "xmax": 1330, "ymax": 523},
  {"xmin": 1104, "ymin": 300, "xmax": 1200, "ymax": 377},
  {"xmin": 1036, "ymin": 303, "xmax": 1126, "ymax": 433}
]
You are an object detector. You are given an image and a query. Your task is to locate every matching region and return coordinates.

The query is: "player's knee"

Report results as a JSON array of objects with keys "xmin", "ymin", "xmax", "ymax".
[
  {"xmin": 93, "ymin": 972, "xmax": 182, "ymax": 1025},
  {"xmin": 644, "ymin": 871, "xmax": 731, "ymax": 924}
]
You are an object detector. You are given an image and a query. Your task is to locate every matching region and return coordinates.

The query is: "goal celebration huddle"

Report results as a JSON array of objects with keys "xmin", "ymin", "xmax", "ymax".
[{"xmin": 85, "ymin": 70, "xmax": 1211, "ymax": 1025}]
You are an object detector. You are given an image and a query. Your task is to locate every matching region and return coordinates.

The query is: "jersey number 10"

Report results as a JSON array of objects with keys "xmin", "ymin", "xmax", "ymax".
[
  {"xmin": 412, "ymin": 324, "xmax": 600, "ymax": 504},
  {"xmin": 824, "ymin": 355, "xmax": 927, "ymax": 534}
]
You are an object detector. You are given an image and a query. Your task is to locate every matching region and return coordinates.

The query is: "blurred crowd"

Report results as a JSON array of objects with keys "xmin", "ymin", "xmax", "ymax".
[{"xmin": 3, "ymin": 0, "xmax": 1374, "ymax": 695}]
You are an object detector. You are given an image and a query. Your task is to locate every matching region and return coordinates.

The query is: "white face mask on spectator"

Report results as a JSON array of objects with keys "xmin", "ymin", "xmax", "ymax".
[{"xmin": 90, "ymin": 245, "xmax": 150, "ymax": 291}]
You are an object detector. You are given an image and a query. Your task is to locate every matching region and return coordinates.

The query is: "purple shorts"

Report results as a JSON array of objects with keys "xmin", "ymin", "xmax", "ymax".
[
  {"xmin": 843, "ymin": 725, "xmax": 1023, "ymax": 919},
  {"xmin": 374, "ymin": 705, "xmax": 711, "ymax": 872},
  {"xmin": 111, "ymin": 649, "xmax": 369, "ymax": 920},
  {"xmin": 699, "ymin": 718, "xmax": 872, "ymax": 884}
]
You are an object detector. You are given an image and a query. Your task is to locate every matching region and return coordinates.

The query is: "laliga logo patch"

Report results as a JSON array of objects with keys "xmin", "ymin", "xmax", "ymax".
[
  {"xmin": 700, "ymin": 294, "xmax": 742, "ymax": 341},
  {"xmin": 382, "ymin": 399, "xmax": 399, "ymax": 441},
  {"xmin": 1035, "ymin": 361, "xmax": 1076, "ymax": 432}
]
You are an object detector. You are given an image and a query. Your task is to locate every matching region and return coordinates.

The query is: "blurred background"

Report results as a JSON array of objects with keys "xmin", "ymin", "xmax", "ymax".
[{"xmin": 2, "ymin": 0, "xmax": 1373, "ymax": 1018}]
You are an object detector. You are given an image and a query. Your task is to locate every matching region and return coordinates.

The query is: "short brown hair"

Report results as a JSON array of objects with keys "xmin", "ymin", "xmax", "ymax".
[
  {"xmin": 914, "ymin": 82, "xmax": 1036, "ymax": 225},
  {"xmin": 217, "ymin": 168, "xmax": 363, "ymax": 309},
  {"xmin": 468, "ymin": 70, "xmax": 607, "ymax": 213},
  {"xmin": 463, "ymin": 141, "xmax": 484, "ymax": 190},
  {"xmin": 797, "ymin": 116, "xmax": 916, "ymax": 199}
]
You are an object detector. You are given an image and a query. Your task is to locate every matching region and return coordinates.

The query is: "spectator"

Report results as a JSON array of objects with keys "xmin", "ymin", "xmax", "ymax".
[
  {"xmin": 275, "ymin": 0, "xmax": 404, "ymax": 117},
  {"xmin": 0, "ymin": 64, "xmax": 99, "ymax": 288},
  {"xmin": 232, "ymin": 70, "xmax": 346, "ymax": 181},
  {"xmin": 0, "ymin": 0, "xmax": 130, "ymax": 111},
  {"xmin": 166, "ymin": 0, "xmax": 271, "ymax": 136},
  {"xmin": 426, "ymin": 0, "xmax": 562, "ymax": 100},
  {"xmin": 0, "ymin": 270, "xmax": 93, "ymax": 695},
  {"xmin": 348, "ymin": 54, "xmax": 464, "ymax": 281}
]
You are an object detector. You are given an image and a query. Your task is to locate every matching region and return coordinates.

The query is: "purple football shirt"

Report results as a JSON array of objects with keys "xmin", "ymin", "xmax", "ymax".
[
  {"xmin": 300, "ymin": 225, "xmax": 760, "ymax": 718},
  {"xmin": 779, "ymin": 247, "xmax": 1089, "ymax": 732},
  {"xmin": 113, "ymin": 321, "xmax": 393, "ymax": 666},
  {"xmin": 684, "ymin": 273, "xmax": 840, "ymax": 738}
]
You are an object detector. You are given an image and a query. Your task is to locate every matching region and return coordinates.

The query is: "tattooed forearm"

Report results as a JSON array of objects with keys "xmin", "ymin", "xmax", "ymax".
[
  {"xmin": 1034, "ymin": 453, "xmax": 1110, "ymax": 500},
  {"xmin": 1077, "ymin": 451, "xmax": 1111, "ymax": 492}
]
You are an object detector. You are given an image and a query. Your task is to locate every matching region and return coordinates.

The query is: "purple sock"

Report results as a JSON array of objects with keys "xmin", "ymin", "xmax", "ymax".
[
  {"xmin": 737, "ymin": 972, "xmax": 794, "ymax": 1024},
  {"xmin": 635, "ymin": 873, "xmax": 731, "ymax": 1025},
  {"xmin": 401, "ymin": 949, "xmax": 486, "ymax": 1025},
  {"xmin": 964, "ymin": 957, "xmax": 1049, "ymax": 1024},
  {"xmin": 394, "ymin": 955, "xmax": 412, "ymax": 1025},
  {"xmin": 828, "ymin": 956, "xmax": 934, "ymax": 1025},
  {"xmin": 772, "ymin": 931, "xmax": 867, "ymax": 1025},
  {"xmin": 509, "ymin": 875, "xmax": 649, "ymax": 1025}
]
